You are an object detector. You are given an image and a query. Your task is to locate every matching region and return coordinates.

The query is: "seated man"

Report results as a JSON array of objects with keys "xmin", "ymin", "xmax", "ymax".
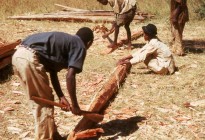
[
  {"xmin": 117, "ymin": 24, "xmax": 176, "ymax": 75},
  {"xmin": 97, "ymin": 0, "xmax": 136, "ymax": 50}
]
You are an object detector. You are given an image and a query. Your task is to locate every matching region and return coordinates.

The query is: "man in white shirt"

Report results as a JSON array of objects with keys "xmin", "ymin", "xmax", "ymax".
[
  {"xmin": 97, "ymin": 0, "xmax": 136, "ymax": 50},
  {"xmin": 117, "ymin": 24, "xmax": 176, "ymax": 75}
]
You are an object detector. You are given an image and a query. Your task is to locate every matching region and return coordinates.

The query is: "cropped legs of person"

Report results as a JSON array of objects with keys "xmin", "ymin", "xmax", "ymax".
[
  {"xmin": 102, "ymin": 21, "xmax": 116, "ymax": 39},
  {"xmin": 124, "ymin": 22, "xmax": 132, "ymax": 49},
  {"xmin": 12, "ymin": 46, "xmax": 58, "ymax": 140},
  {"xmin": 171, "ymin": 22, "xmax": 185, "ymax": 56}
]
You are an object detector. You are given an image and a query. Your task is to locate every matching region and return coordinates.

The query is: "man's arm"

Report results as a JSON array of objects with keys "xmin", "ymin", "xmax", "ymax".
[
  {"xmin": 66, "ymin": 67, "xmax": 81, "ymax": 115},
  {"xmin": 50, "ymin": 71, "xmax": 71, "ymax": 111},
  {"xmin": 117, "ymin": 55, "xmax": 133, "ymax": 65},
  {"xmin": 50, "ymin": 71, "xmax": 64, "ymax": 98}
]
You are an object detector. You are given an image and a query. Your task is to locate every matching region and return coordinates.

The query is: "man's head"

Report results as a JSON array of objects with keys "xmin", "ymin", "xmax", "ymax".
[
  {"xmin": 76, "ymin": 27, "xmax": 94, "ymax": 49},
  {"xmin": 97, "ymin": 0, "xmax": 108, "ymax": 5},
  {"xmin": 142, "ymin": 24, "xmax": 157, "ymax": 40}
]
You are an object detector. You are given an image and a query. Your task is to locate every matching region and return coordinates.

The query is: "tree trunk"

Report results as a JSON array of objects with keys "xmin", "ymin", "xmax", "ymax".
[{"xmin": 68, "ymin": 64, "xmax": 131, "ymax": 140}]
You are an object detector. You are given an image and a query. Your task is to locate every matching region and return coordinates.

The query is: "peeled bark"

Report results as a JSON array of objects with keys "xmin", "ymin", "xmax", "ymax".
[{"xmin": 68, "ymin": 64, "xmax": 131, "ymax": 140}]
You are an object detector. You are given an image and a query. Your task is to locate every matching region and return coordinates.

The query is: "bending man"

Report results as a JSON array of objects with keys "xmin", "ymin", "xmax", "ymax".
[{"xmin": 12, "ymin": 27, "xmax": 94, "ymax": 140}]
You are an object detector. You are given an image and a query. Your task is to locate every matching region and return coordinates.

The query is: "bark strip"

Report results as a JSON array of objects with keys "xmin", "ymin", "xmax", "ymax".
[{"xmin": 68, "ymin": 64, "xmax": 131, "ymax": 140}]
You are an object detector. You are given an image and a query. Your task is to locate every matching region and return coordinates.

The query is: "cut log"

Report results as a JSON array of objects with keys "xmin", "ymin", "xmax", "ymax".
[
  {"xmin": 101, "ymin": 30, "xmax": 143, "ymax": 54},
  {"xmin": 0, "ymin": 39, "xmax": 21, "ymax": 56},
  {"xmin": 0, "ymin": 50, "xmax": 16, "ymax": 59},
  {"xmin": 68, "ymin": 64, "xmax": 131, "ymax": 140},
  {"xmin": 72, "ymin": 128, "xmax": 104, "ymax": 140},
  {"xmin": 119, "ymin": 30, "xmax": 144, "ymax": 44},
  {"xmin": 8, "ymin": 14, "xmax": 114, "ymax": 23},
  {"xmin": 8, "ymin": 11, "xmax": 147, "ymax": 23},
  {"xmin": 0, "ymin": 39, "xmax": 21, "ymax": 70}
]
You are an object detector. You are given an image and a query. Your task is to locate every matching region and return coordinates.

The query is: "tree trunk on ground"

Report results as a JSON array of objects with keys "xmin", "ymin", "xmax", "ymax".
[{"xmin": 68, "ymin": 64, "xmax": 131, "ymax": 140}]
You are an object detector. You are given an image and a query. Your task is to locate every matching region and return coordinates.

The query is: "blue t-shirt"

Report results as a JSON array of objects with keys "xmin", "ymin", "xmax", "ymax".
[{"xmin": 22, "ymin": 32, "xmax": 86, "ymax": 73}]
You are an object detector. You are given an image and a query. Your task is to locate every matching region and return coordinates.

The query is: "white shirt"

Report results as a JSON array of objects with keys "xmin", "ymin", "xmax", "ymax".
[
  {"xmin": 130, "ymin": 38, "xmax": 174, "ymax": 69},
  {"xmin": 108, "ymin": 0, "xmax": 136, "ymax": 14}
]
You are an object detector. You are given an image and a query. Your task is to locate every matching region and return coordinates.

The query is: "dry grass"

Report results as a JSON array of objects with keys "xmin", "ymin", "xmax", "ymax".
[
  {"xmin": 0, "ymin": 0, "xmax": 204, "ymax": 19},
  {"xmin": 0, "ymin": 18, "xmax": 205, "ymax": 139},
  {"xmin": 0, "ymin": 1, "xmax": 205, "ymax": 140}
]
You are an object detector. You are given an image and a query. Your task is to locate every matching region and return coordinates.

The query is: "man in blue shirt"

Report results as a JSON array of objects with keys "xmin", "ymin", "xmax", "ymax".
[{"xmin": 12, "ymin": 27, "xmax": 94, "ymax": 140}]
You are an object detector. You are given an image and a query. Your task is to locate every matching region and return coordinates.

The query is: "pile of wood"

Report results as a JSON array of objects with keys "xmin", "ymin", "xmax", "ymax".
[
  {"xmin": 0, "ymin": 40, "xmax": 21, "ymax": 70},
  {"xmin": 8, "ymin": 4, "xmax": 154, "ymax": 23}
]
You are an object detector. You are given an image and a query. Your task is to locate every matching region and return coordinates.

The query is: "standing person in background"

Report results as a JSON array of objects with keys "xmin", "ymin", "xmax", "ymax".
[
  {"xmin": 170, "ymin": 0, "xmax": 189, "ymax": 56},
  {"xmin": 97, "ymin": 0, "xmax": 136, "ymax": 50},
  {"xmin": 12, "ymin": 27, "xmax": 94, "ymax": 140}
]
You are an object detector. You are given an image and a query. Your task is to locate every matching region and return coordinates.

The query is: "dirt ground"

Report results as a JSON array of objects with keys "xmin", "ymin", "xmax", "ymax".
[{"xmin": 0, "ymin": 18, "xmax": 205, "ymax": 140}]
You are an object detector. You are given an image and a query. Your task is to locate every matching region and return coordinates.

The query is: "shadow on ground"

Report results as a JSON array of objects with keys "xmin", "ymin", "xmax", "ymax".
[
  {"xmin": 184, "ymin": 39, "xmax": 205, "ymax": 53},
  {"xmin": 0, "ymin": 64, "xmax": 13, "ymax": 83},
  {"xmin": 89, "ymin": 116, "xmax": 146, "ymax": 140}
]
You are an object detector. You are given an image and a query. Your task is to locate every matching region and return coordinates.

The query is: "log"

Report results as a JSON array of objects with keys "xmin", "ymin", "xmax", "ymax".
[
  {"xmin": 0, "ymin": 50, "xmax": 16, "ymax": 59},
  {"xmin": 55, "ymin": 3, "xmax": 113, "ymax": 13},
  {"xmin": 0, "ymin": 39, "xmax": 21, "ymax": 56},
  {"xmin": 58, "ymin": 11, "xmax": 114, "ymax": 16},
  {"xmin": 8, "ymin": 11, "xmax": 147, "ymax": 23},
  {"xmin": 68, "ymin": 64, "xmax": 131, "ymax": 140},
  {"xmin": 119, "ymin": 30, "xmax": 144, "ymax": 44},
  {"xmin": 55, "ymin": 4, "xmax": 89, "ymax": 12},
  {"xmin": 72, "ymin": 128, "xmax": 104, "ymax": 140},
  {"xmin": 0, "ymin": 39, "xmax": 21, "ymax": 70},
  {"xmin": 8, "ymin": 14, "xmax": 114, "ymax": 23},
  {"xmin": 101, "ymin": 30, "xmax": 143, "ymax": 54}
]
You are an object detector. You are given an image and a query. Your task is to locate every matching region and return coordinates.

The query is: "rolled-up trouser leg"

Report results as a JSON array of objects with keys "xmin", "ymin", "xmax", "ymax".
[
  {"xmin": 147, "ymin": 59, "xmax": 168, "ymax": 75},
  {"xmin": 12, "ymin": 47, "xmax": 56, "ymax": 140},
  {"xmin": 171, "ymin": 22, "xmax": 185, "ymax": 55}
]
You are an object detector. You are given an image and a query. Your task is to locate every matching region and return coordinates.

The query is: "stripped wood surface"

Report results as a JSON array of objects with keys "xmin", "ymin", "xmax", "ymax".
[
  {"xmin": 68, "ymin": 64, "xmax": 131, "ymax": 140},
  {"xmin": 8, "ymin": 4, "xmax": 154, "ymax": 23},
  {"xmin": 0, "ymin": 56, "xmax": 12, "ymax": 69},
  {"xmin": 8, "ymin": 12, "xmax": 146, "ymax": 23},
  {"xmin": 0, "ymin": 39, "xmax": 21, "ymax": 69},
  {"xmin": 8, "ymin": 14, "xmax": 115, "ymax": 23},
  {"xmin": 0, "ymin": 39, "xmax": 21, "ymax": 56},
  {"xmin": 70, "ymin": 128, "xmax": 104, "ymax": 140}
]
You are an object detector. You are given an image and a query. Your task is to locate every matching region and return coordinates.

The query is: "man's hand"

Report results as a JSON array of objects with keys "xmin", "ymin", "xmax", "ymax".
[
  {"xmin": 60, "ymin": 96, "xmax": 71, "ymax": 111},
  {"xmin": 117, "ymin": 60, "xmax": 129, "ymax": 66},
  {"xmin": 71, "ymin": 105, "xmax": 82, "ymax": 115}
]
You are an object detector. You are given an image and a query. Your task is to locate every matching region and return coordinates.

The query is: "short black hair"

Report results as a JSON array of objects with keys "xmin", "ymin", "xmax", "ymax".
[
  {"xmin": 142, "ymin": 24, "xmax": 157, "ymax": 38},
  {"xmin": 76, "ymin": 27, "xmax": 94, "ymax": 44}
]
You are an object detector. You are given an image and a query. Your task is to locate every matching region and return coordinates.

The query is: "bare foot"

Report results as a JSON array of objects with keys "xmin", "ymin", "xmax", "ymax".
[
  {"xmin": 126, "ymin": 46, "xmax": 132, "ymax": 50},
  {"xmin": 107, "ymin": 43, "xmax": 119, "ymax": 49},
  {"xmin": 102, "ymin": 33, "xmax": 109, "ymax": 39}
]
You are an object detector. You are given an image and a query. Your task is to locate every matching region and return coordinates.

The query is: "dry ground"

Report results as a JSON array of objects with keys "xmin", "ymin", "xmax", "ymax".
[{"xmin": 0, "ymin": 18, "xmax": 205, "ymax": 140}]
